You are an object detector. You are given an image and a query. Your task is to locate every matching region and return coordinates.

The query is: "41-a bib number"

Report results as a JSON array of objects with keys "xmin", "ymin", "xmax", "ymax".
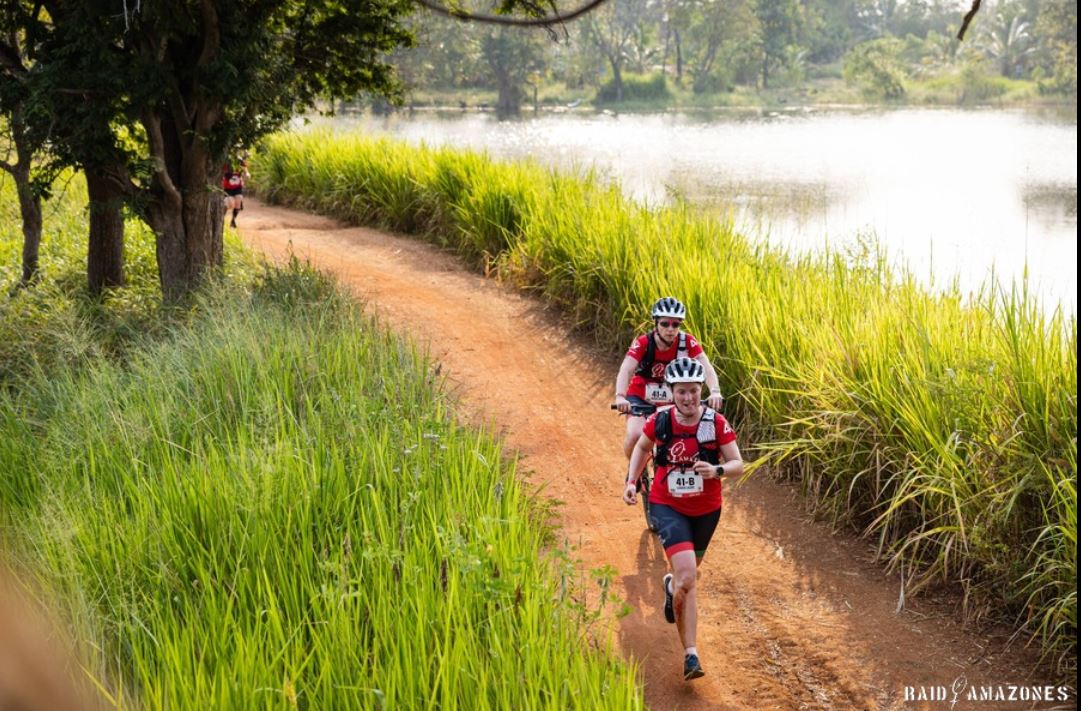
[
  {"xmin": 668, "ymin": 468, "xmax": 703, "ymax": 497},
  {"xmin": 644, "ymin": 382, "xmax": 673, "ymax": 404}
]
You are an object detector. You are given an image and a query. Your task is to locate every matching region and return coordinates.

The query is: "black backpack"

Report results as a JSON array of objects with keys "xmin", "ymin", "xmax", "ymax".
[{"xmin": 653, "ymin": 408, "xmax": 721, "ymax": 467}]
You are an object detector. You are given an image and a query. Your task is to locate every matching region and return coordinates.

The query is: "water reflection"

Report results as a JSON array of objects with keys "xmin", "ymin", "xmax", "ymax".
[{"xmin": 314, "ymin": 107, "xmax": 1077, "ymax": 309}]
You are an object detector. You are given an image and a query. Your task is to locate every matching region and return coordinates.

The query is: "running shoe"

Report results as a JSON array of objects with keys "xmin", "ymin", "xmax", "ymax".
[
  {"xmin": 662, "ymin": 573, "xmax": 675, "ymax": 624},
  {"xmin": 683, "ymin": 653, "xmax": 705, "ymax": 681}
]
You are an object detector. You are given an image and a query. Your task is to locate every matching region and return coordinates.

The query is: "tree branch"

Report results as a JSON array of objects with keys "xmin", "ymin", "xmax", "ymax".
[
  {"xmin": 193, "ymin": 0, "xmax": 221, "ymax": 135},
  {"xmin": 142, "ymin": 109, "xmax": 183, "ymax": 210},
  {"xmin": 197, "ymin": 0, "xmax": 219, "ymax": 68},
  {"xmin": 414, "ymin": 0, "xmax": 611, "ymax": 27},
  {"xmin": 957, "ymin": 0, "xmax": 982, "ymax": 41},
  {"xmin": 0, "ymin": 39, "xmax": 28, "ymax": 76}
]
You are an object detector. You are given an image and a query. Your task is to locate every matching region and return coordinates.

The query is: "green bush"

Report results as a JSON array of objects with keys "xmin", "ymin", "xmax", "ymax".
[
  {"xmin": 843, "ymin": 39, "xmax": 908, "ymax": 100},
  {"xmin": 595, "ymin": 72, "xmax": 671, "ymax": 103},
  {"xmin": 958, "ymin": 60, "xmax": 1010, "ymax": 102}
]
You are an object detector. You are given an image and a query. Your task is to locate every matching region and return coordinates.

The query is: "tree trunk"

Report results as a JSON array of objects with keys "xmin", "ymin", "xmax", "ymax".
[
  {"xmin": 762, "ymin": 53, "xmax": 770, "ymax": 89},
  {"xmin": 143, "ymin": 114, "xmax": 225, "ymax": 303},
  {"xmin": 13, "ymin": 164, "xmax": 42, "ymax": 286},
  {"xmin": 496, "ymin": 80, "xmax": 521, "ymax": 117},
  {"xmin": 2, "ymin": 110, "xmax": 43, "ymax": 286},
  {"xmin": 147, "ymin": 183, "xmax": 225, "ymax": 303},
  {"xmin": 611, "ymin": 59, "xmax": 624, "ymax": 101},
  {"xmin": 85, "ymin": 167, "xmax": 126, "ymax": 295},
  {"xmin": 661, "ymin": 20, "xmax": 670, "ymax": 77},
  {"xmin": 493, "ymin": 63, "xmax": 521, "ymax": 117},
  {"xmin": 675, "ymin": 29, "xmax": 683, "ymax": 84}
]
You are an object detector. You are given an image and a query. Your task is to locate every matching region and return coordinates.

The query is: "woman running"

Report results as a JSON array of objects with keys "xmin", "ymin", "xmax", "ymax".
[{"xmin": 622, "ymin": 357, "xmax": 744, "ymax": 681}]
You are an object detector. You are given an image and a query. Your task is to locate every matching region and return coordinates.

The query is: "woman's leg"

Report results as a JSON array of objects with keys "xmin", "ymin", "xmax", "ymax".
[
  {"xmin": 669, "ymin": 549, "xmax": 699, "ymax": 649},
  {"xmin": 623, "ymin": 415, "xmax": 645, "ymax": 459}
]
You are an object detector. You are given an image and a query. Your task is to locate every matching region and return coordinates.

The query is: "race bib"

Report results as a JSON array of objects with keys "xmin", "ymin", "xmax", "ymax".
[
  {"xmin": 668, "ymin": 469, "xmax": 703, "ymax": 497},
  {"xmin": 644, "ymin": 382, "xmax": 673, "ymax": 404}
]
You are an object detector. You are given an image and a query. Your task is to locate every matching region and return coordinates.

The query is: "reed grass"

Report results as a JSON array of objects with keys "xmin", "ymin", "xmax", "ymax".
[
  {"xmin": 1, "ymin": 175, "xmax": 642, "ymax": 708},
  {"xmin": 256, "ymin": 130, "xmax": 1077, "ymax": 675}
]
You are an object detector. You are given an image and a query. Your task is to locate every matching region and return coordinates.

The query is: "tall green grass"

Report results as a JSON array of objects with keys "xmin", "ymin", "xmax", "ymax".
[
  {"xmin": 1, "ymin": 175, "xmax": 641, "ymax": 708},
  {"xmin": 256, "ymin": 131, "xmax": 1077, "ymax": 675}
]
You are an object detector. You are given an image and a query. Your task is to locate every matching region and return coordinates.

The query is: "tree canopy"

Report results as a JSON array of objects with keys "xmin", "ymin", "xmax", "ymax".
[{"xmin": 5, "ymin": 0, "xmax": 418, "ymax": 300}]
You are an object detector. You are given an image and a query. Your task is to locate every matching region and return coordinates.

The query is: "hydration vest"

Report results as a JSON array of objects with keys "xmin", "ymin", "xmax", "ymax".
[
  {"xmin": 634, "ymin": 332, "xmax": 689, "ymax": 380},
  {"xmin": 653, "ymin": 407, "xmax": 721, "ymax": 467}
]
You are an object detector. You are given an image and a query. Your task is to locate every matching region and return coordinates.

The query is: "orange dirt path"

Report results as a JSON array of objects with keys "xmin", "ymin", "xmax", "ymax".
[{"xmin": 239, "ymin": 198, "xmax": 1058, "ymax": 711}]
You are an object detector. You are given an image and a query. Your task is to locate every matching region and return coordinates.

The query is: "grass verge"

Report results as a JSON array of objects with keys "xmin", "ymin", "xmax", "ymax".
[{"xmin": 1, "ymin": 171, "xmax": 642, "ymax": 709}]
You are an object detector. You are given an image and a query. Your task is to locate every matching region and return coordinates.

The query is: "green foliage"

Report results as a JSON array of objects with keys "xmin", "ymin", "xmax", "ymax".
[
  {"xmin": 258, "ymin": 132, "xmax": 1078, "ymax": 676},
  {"xmin": 914, "ymin": 66, "xmax": 1037, "ymax": 104},
  {"xmin": 843, "ymin": 38, "xmax": 908, "ymax": 99},
  {"xmin": 480, "ymin": 27, "xmax": 548, "ymax": 115},
  {"xmin": 27, "ymin": 0, "xmax": 419, "ymax": 167},
  {"xmin": 958, "ymin": 59, "xmax": 1011, "ymax": 102},
  {"xmin": 1034, "ymin": 0, "xmax": 1077, "ymax": 94},
  {"xmin": 596, "ymin": 73, "xmax": 671, "ymax": 103},
  {"xmin": 385, "ymin": 0, "xmax": 1076, "ymax": 105}
]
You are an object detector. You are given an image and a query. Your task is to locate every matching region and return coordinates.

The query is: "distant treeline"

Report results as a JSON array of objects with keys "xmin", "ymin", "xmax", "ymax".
[{"xmin": 380, "ymin": 0, "xmax": 1076, "ymax": 110}]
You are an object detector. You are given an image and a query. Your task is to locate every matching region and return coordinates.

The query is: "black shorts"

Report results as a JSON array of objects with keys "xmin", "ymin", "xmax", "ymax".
[
  {"xmin": 225, "ymin": 187, "xmax": 244, "ymax": 197},
  {"xmin": 650, "ymin": 503, "xmax": 721, "ymax": 559}
]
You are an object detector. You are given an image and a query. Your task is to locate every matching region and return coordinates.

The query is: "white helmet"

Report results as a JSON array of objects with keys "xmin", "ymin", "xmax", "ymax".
[
  {"xmin": 651, "ymin": 297, "xmax": 686, "ymax": 320},
  {"xmin": 664, "ymin": 357, "xmax": 705, "ymax": 384}
]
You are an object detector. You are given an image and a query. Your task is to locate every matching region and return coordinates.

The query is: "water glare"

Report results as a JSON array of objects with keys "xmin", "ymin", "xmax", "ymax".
[{"xmin": 319, "ymin": 108, "xmax": 1077, "ymax": 308}]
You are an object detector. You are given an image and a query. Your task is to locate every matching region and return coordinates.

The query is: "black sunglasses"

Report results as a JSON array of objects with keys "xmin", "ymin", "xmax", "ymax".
[{"xmin": 657, "ymin": 320, "xmax": 682, "ymax": 329}]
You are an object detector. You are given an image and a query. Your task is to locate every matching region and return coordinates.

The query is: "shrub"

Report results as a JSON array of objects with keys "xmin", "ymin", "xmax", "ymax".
[
  {"xmin": 595, "ymin": 72, "xmax": 671, "ymax": 103},
  {"xmin": 843, "ymin": 38, "xmax": 908, "ymax": 100}
]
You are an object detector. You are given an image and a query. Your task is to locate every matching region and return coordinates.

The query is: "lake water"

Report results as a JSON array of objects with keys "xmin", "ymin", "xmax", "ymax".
[{"xmin": 318, "ymin": 107, "xmax": 1077, "ymax": 310}]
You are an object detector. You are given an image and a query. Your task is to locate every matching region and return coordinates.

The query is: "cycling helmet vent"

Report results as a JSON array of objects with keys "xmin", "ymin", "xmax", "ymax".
[
  {"xmin": 651, "ymin": 297, "xmax": 687, "ymax": 320},
  {"xmin": 664, "ymin": 357, "xmax": 705, "ymax": 384}
]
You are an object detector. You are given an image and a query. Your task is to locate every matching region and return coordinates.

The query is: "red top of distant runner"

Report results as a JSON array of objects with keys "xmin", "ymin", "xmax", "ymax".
[{"xmin": 222, "ymin": 164, "xmax": 244, "ymax": 191}]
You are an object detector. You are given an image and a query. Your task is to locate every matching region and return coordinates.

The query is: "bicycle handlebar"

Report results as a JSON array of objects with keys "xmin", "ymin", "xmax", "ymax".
[
  {"xmin": 610, "ymin": 403, "xmax": 655, "ymax": 417},
  {"xmin": 611, "ymin": 398, "xmax": 723, "ymax": 418}
]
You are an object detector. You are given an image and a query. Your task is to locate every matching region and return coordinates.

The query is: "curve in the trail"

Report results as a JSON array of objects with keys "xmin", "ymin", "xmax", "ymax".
[{"xmin": 239, "ymin": 198, "xmax": 1055, "ymax": 711}]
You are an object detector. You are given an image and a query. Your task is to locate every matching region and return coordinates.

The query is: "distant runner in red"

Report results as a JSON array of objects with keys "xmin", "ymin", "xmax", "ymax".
[
  {"xmin": 222, "ymin": 157, "xmax": 249, "ymax": 228},
  {"xmin": 613, "ymin": 297, "xmax": 723, "ymax": 459},
  {"xmin": 622, "ymin": 357, "xmax": 744, "ymax": 682}
]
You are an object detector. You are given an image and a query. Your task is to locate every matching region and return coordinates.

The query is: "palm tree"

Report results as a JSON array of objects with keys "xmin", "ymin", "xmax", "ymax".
[{"xmin": 980, "ymin": 3, "xmax": 1036, "ymax": 78}]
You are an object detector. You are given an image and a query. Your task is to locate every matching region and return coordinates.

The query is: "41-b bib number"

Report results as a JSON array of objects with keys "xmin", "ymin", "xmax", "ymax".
[{"xmin": 668, "ymin": 469, "xmax": 703, "ymax": 497}]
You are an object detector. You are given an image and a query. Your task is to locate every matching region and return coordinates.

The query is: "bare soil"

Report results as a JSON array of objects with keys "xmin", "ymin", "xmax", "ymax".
[{"xmin": 239, "ymin": 198, "xmax": 1071, "ymax": 711}]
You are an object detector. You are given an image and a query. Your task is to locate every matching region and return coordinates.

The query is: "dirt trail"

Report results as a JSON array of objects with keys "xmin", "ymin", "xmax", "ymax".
[{"xmin": 239, "ymin": 198, "xmax": 1062, "ymax": 711}]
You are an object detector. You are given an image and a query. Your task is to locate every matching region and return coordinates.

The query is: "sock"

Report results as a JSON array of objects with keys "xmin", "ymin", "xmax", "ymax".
[
  {"xmin": 666, "ymin": 577, "xmax": 673, "ymax": 595},
  {"xmin": 232, "ymin": 208, "xmax": 239, "ymax": 219},
  {"xmin": 685, "ymin": 647, "xmax": 698, "ymax": 657}
]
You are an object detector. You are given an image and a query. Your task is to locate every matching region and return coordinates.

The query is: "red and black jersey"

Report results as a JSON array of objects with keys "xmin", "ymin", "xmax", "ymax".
[
  {"xmin": 643, "ymin": 407, "xmax": 735, "ymax": 516},
  {"xmin": 625, "ymin": 331, "xmax": 704, "ymax": 400}
]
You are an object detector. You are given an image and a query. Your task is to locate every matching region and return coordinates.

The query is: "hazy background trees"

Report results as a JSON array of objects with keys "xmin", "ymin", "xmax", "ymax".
[{"xmin": 385, "ymin": 0, "xmax": 1077, "ymax": 112}]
